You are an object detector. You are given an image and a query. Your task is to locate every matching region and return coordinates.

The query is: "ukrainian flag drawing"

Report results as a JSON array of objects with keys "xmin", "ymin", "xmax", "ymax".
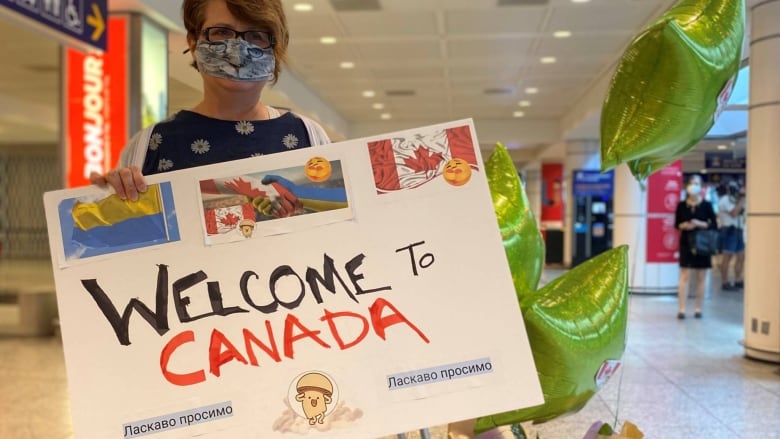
[{"xmin": 68, "ymin": 184, "xmax": 170, "ymax": 252}]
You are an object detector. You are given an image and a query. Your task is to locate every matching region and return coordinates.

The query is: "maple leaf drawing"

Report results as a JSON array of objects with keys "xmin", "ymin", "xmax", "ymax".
[
  {"xmin": 224, "ymin": 178, "xmax": 266, "ymax": 199},
  {"xmin": 404, "ymin": 147, "xmax": 444, "ymax": 172},
  {"xmin": 219, "ymin": 212, "xmax": 241, "ymax": 227}
]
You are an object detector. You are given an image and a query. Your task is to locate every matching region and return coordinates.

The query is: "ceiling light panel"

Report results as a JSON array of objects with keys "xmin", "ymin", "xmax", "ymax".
[
  {"xmin": 484, "ymin": 87, "xmax": 515, "ymax": 95},
  {"xmin": 498, "ymin": 0, "xmax": 549, "ymax": 5},
  {"xmin": 378, "ymin": 84, "xmax": 448, "ymax": 100},
  {"xmin": 385, "ymin": 89, "xmax": 416, "ymax": 97},
  {"xmin": 329, "ymin": 0, "xmax": 381, "ymax": 11},
  {"xmin": 293, "ymin": 3, "xmax": 314, "ymax": 12}
]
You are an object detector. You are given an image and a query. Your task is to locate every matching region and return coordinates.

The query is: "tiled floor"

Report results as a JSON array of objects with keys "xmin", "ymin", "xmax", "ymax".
[{"xmin": 2, "ymin": 265, "xmax": 779, "ymax": 439}]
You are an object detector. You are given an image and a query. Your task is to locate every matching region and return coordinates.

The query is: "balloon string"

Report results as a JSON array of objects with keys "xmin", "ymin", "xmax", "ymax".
[
  {"xmin": 612, "ymin": 179, "xmax": 646, "ymax": 430},
  {"xmin": 612, "ymin": 361, "xmax": 625, "ymax": 430}
]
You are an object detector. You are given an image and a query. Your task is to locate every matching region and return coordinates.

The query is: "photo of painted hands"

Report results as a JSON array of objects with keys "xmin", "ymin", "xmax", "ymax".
[
  {"xmin": 246, "ymin": 175, "xmax": 305, "ymax": 219},
  {"xmin": 208, "ymin": 173, "xmax": 348, "ymax": 222}
]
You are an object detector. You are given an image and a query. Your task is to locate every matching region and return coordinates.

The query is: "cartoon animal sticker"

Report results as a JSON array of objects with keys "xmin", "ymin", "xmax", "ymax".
[
  {"xmin": 294, "ymin": 372, "xmax": 336, "ymax": 425},
  {"xmin": 274, "ymin": 371, "xmax": 363, "ymax": 434}
]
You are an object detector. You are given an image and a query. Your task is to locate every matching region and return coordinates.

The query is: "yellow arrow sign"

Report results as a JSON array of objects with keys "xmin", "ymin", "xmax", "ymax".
[{"xmin": 86, "ymin": 3, "xmax": 105, "ymax": 42}]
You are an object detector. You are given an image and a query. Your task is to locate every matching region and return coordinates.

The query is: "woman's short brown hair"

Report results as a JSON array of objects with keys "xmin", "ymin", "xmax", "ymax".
[{"xmin": 182, "ymin": 0, "xmax": 289, "ymax": 83}]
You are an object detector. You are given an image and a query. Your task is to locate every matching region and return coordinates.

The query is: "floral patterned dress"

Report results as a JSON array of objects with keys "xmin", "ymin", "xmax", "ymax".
[{"xmin": 141, "ymin": 110, "xmax": 311, "ymax": 176}]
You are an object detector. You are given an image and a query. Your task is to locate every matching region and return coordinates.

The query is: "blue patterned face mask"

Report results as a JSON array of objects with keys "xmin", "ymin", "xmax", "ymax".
[{"xmin": 194, "ymin": 39, "xmax": 275, "ymax": 82}]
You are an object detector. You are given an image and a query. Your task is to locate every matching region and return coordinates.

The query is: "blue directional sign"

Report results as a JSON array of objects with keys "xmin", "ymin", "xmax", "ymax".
[
  {"xmin": 572, "ymin": 169, "xmax": 614, "ymax": 198},
  {"xmin": 1, "ymin": 0, "xmax": 107, "ymax": 51}
]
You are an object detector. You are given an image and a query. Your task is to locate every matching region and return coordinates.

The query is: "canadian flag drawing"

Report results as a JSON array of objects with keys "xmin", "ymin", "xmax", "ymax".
[
  {"xmin": 200, "ymin": 177, "xmax": 266, "ymax": 235},
  {"xmin": 204, "ymin": 203, "xmax": 255, "ymax": 235},
  {"xmin": 367, "ymin": 125, "xmax": 477, "ymax": 194}
]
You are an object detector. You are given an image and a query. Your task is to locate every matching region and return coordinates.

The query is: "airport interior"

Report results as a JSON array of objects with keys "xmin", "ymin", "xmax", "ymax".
[{"xmin": 0, "ymin": 0, "xmax": 779, "ymax": 438}]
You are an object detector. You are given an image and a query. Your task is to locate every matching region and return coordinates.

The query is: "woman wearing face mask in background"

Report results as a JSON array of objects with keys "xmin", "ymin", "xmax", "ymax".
[
  {"xmin": 89, "ymin": 0, "xmax": 330, "ymax": 207},
  {"xmin": 717, "ymin": 180, "xmax": 746, "ymax": 291},
  {"xmin": 674, "ymin": 175, "xmax": 717, "ymax": 319}
]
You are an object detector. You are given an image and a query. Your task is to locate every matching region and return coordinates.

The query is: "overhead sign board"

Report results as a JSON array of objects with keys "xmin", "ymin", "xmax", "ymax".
[
  {"xmin": 704, "ymin": 151, "xmax": 746, "ymax": 170},
  {"xmin": 0, "ymin": 0, "xmax": 107, "ymax": 52},
  {"xmin": 572, "ymin": 169, "xmax": 614, "ymax": 199}
]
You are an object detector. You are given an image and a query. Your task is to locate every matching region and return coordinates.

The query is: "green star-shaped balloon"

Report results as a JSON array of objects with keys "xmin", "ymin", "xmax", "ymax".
[
  {"xmin": 486, "ymin": 143, "xmax": 545, "ymax": 297},
  {"xmin": 474, "ymin": 144, "xmax": 630, "ymax": 433},
  {"xmin": 476, "ymin": 245, "xmax": 629, "ymax": 432},
  {"xmin": 601, "ymin": 0, "xmax": 745, "ymax": 180}
]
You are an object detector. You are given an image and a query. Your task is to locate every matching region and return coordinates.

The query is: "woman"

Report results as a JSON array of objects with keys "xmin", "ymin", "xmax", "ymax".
[
  {"xmin": 675, "ymin": 175, "xmax": 717, "ymax": 319},
  {"xmin": 716, "ymin": 181, "xmax": 746, "ymax": 290},
  {"xmin": 90, "ymin": 0, "xmax": 329, "ymax": 201}
]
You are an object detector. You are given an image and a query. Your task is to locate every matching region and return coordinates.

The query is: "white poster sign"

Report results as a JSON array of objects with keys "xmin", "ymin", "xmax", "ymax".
[{"xmin": 44, "ymin": 120, "xmax": 542, "ymax": 439}]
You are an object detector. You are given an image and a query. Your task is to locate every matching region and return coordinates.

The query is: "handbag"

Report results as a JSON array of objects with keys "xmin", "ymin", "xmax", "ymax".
[{"xmin": 689, "ymin": 229, "xmax": 720, "ymax": 256}]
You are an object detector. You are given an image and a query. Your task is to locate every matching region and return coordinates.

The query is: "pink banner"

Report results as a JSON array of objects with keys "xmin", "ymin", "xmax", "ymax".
[
  {"xmin": 646, "ymin": 217, "xmax": 680, "ymax": 263},
  {"xmin": 647, "ymin": 160, "xmax": 682, "ymax": 214},
  {"xmin": 646, "ymin": 160, "xmax": 682, "ymax": 263},
  {"xmin": 541, "ymin": 163, "xmax": 564, "ymax": 225}
]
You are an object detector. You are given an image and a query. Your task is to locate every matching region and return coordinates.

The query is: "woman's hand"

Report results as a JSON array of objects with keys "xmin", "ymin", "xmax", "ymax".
[
  {"xmin": 89, "ymin": 167, "xmax": 147, "ymax": 201},
  {"xmin": 690, "ymin": 219, "xmax": 708, "ymax": 229}
]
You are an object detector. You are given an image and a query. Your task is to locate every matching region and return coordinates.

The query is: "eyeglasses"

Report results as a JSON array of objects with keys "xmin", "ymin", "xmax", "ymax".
[{"xmin": 200, "ymin": 27, "xmax": 275, "ymax": 49}]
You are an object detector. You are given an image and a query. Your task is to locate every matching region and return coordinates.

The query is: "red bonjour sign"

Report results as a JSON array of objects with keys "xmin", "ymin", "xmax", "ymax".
[{"xmin": 64, "ymin": 16, "xmax": 128, "ymax": 188}]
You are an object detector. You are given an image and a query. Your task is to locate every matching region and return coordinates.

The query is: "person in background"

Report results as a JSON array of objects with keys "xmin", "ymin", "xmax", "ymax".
[
  {"xmin": 89, "ymin": 0, "xmax": 330, "ymax": 201},
  {"xmin": 675, "ymin": 175, "xmax": 717, "ymax": 319},
  {"xmin": 717, "ymin": 180, "xmax": 746, "ymax": 290}
]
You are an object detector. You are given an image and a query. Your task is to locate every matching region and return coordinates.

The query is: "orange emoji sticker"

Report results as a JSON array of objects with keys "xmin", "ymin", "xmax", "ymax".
[
  {"xmin": 443, "ymin": 158, "xmax": 472, "ymax": 187},
  {"xmin": 305, "ymin": 157, "xmax": 332, "ymax": 183}
]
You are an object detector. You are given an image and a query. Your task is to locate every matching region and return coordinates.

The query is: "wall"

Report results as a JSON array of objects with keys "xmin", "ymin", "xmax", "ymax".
[{"xmin": 0, "ymin": 144, "xmax": 60, "ymax": 259}]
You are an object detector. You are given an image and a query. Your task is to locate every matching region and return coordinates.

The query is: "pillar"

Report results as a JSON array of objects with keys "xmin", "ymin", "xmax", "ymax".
[
  {"xmin": 744, "ymin": 0, "xmax": 780, "ymax": 363},
  {"xmin": 563, "ymin": 140, "xmax": 600, "ymax": 266},
  {"xmin": 612, "ymin": 164, "xmax": 680, "ymax": 294},
  {"xmin": 522, "ymin": 162, "xmax": 542, "ymax": 227}
]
